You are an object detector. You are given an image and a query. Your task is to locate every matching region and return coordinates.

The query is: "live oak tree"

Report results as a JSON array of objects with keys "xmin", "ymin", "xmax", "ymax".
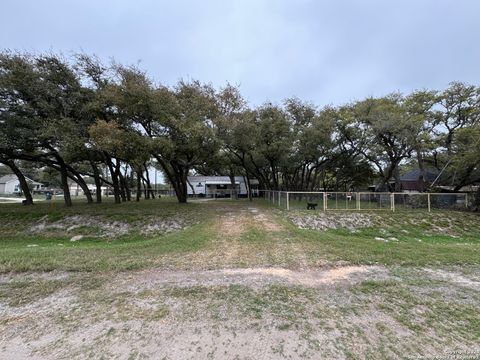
[
  {"xmin": 0, "ymin": 53, "xmax": 94, "ymax": 206},
  {"xmin": 284, "ymin": 100, "xmax": 336, "ymax": 191},
  {"xmin": 451, "ymin": 125, "xmax": 480, "ymax": 208},
  {"xmin": 252, "ymin": 104, "xmax": 293, "ymax": 190},
  {"xmin": 193, "ymin": 85, "xmax": 243, "ymax": 196},
  {"xmin": 340, "ymin": 95, "xmax": 424, "ymax": 191},
  {"xmin": 110, "ymin": 65, "xmax": 220, "ymax": 203},
  {"xmin": 88, "ymin": 119, "xmax": 150, "ymax": 203},
  {"xmin": 1, "ymin": 50, "xmax": 479, "ymax": 208},
  {"xmin": 215, "ymin": 108, "xmax": 260, "ymax": 200},
  {"xmin": 435, "ymin": 82, "xmax": 480, "ymax": 154},
  {"xmin": 150, "ymin": 81, "xmax": 220, "ymax": 203},
  {"xmin": 432, "ymin": 82, "xmax": 480, "ymax": 188}
]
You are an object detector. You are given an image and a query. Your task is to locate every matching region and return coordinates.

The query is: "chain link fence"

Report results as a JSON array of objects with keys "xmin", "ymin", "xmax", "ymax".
[{"xmin": 257, "ymin": 190, "xmax": 469, "ymax": 212}]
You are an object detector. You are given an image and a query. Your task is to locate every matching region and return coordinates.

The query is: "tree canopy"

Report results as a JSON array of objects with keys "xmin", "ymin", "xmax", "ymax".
[{"xmin": 1, "ymin": 51, "xmax": 479, "ymax": 207}]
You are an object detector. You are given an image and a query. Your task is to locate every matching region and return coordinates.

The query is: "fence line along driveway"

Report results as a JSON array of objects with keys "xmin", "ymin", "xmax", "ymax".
[{"xmin": 258, "ymin": 190, "xmax": 469, "ymax": 212}]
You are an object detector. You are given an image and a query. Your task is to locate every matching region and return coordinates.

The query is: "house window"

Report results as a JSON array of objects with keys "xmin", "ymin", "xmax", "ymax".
[{"xmin": 14, "ymin": 185, "xmax": 20, "ymax": 193}]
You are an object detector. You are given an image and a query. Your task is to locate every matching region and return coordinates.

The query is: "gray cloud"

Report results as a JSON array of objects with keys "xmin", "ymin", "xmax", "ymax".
[{"xmin": 2, "ymin": 0, "xmax": 479, "ymax": 106}]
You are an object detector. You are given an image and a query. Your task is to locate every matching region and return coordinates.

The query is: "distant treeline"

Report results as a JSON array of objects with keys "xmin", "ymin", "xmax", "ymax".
[{"xmin": 0, "ymin": 52, "xmax": 479, "ymax": 206}]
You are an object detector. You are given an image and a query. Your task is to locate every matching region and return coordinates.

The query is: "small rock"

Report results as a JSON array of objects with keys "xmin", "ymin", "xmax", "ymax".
[
  {"xmin": 27, "ymin": 244, "xmax": 39, "ymax": 247},
  {"xmin": 374, "ymin": 237, "xmax": 387, "ymax": 242},
  {"xmin": 67, "ymin": 225, "xmax": 82, "ymax": 232},
  {"xmin": 70, "ymin": 235, "xmax": 84, "ymax": 242}
]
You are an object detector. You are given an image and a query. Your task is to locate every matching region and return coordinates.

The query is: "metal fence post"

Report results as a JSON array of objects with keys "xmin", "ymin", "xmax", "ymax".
[
  {"xmin": 391, "ymin": 193, "xmax": 395, "ymax": 212},
  {"xmin": 323, "ymin": 192, "xmax": 327, "ymax": 211},
  {"xmin": 427, "ymin": 193, "xmax": 431, "ymax": 212},
  {"xmin": 286, "ymin": 192, "xmax": 290, "ymax": 210},
  {"xmin": 356, "ymin": 192, "xmax": 360, "ymax": 210}
]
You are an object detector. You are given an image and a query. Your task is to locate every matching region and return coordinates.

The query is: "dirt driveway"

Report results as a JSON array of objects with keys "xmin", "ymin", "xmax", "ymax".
[{"xmin": 1, "ymin": 203, "xmax": 479, "ymax": 359}]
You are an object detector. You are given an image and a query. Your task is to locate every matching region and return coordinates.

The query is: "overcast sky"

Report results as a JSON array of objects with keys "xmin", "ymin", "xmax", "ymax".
[{"xmin": 2, "ymin": 0, "xmax": 479, "ymax": 107}]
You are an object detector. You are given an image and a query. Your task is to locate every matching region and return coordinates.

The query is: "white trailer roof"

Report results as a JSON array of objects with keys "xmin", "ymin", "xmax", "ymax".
[{"xmin": 205, "ymin": 180, "xmax": 239, "ymax": 185}]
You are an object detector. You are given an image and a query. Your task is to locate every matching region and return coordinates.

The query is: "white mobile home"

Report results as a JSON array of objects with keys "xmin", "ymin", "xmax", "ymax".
[
  {"xmin": 68, "ymin": 183, "xmax": 110, "ymax": 197},
  {"xmin": 187, "ymin": 176, "xmax": 259, "ymax": 198}
]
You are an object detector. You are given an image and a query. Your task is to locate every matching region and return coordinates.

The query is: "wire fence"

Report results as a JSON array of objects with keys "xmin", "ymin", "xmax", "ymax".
[{"xmin": 257, "ymin": 190, "xmax": 470, "ymax": 212}]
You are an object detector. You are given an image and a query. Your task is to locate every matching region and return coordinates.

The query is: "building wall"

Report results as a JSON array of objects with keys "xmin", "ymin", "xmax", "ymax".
[
  {"xmin": 68, "ymin": 185, "xmax": 109, "ymax": 196},
  {"xmin": 0, "ymin": 177, "xmax": 45, "ymax": 195},
  {"xmin": 187, "ymin": 176, "xmax": 258, "ymax": 196},
  {"xmin": 3, "ymin": 180, "xmax": 19, "ymax": 194}
]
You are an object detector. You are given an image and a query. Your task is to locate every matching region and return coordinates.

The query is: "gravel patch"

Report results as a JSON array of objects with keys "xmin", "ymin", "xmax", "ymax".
[
  {"xmin": 29, "ymin": 215, "xmax": 191, "ymax": 238},
  {"xmin": 289, "ymin": 212, "xmax": 380, "ymax": 231}
]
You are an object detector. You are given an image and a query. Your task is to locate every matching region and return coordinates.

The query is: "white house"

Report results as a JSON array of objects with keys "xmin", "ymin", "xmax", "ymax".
[
  {"xmin": 0, "ymin": 174, "xmax": 44, "ymax": 195},
  {"xmin": 68, "ymin": 183, "xmax": 110, "ymax": 196},
  {"xmin": 187, "ymin": 176, "xmax": 259, "ymax": 198}
]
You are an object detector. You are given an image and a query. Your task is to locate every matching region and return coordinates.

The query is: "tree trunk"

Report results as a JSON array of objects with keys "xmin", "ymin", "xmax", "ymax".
[
  {"xmin": 228, "ymin": 167, "xmax": 236, "ymax": 199},
  {"xmin": 416, "ymin": 148, "xmax": 426, "ymax": 191},
  {"xmin": 121, "ymin": 172, "xmax": 131, "ymax": 201},
  {"xmin": 244, "ymin": 174, "xmax": 252, "ymax": 201},
  {"xmin": 175, "ymin": 178, "xmax": 188, "ymax": 203},
  {"xmin": 187, "ymin": 177, "xmax": 196, "ymax": 195},
  {"xmin": 59, "ymin": 164, "xmax": 73, "ymax": 207},
  {"xmin": 3, "ymin": 160, "xmax": 34, "ymax": 205},
  {"xmin": 171, "ymin": 169, "xmax": 188, "ymax": 203},
  {"xmin": 474, "ymin": 186, "xmax": 480, "ymax": 211},
  {"xmin": 143, "ymin": 178, "xmax": 149, "ymax": 199},
  {"xmin": 69, "ymin": 171, "xmax": 93, "ymax": 204},
  {"xmin": 118, "ymin": 172, "xmax": 127, "ymax": 202},
  {"xmin": 107, "ymin": 160, "xmax": 121, "ymax": 204},
  {"xmin": 153, "ymin": 156, "xmax": 188, "ymax": 203},
  {"xmin": 136, "ymin": 171, "xmax": 142, "ymax": 202},
  {"xmin": 144, "ymin": 166, "xmax": 155, "ymax": 199},
  {"xmin": 394, "ymin": 165, "xmax": 401, "ymax": 192},
  {"xmin": 122, "ymin": 167, "xmax": 131, "ymax": 202},
  {"xmin": 90, "ymin": 161, "xmax": 102, "ymax": 203}
]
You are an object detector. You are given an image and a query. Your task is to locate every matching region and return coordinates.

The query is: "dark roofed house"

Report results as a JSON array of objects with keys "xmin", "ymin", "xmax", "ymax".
[{"xmin": 400, "ymin": 168, "xmax": 439, "ymax": 192}]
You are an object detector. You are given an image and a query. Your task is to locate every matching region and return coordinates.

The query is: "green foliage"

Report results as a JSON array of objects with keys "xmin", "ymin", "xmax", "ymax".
[{"xmin": 1, "ymin": 50, "xmax": 479, "ymax": 202}]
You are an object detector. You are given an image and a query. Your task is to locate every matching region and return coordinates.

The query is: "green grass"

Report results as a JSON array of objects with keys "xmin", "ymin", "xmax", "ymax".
[
  {"xmin": 0, "ymin": 199, "xmax": 479, "ymax": 272},
  {"xmin": 0, "ymin": 198, "xmax": 213, "ymax": 272},
  {"xmin": 284, "ymin": 209, "xmax": 480, "ymax": 266},
  {"xmin": 1, "ymin": 199, "xmax": 479, "ymax": 358}
]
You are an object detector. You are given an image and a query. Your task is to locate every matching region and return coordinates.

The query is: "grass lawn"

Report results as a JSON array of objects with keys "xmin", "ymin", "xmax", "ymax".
[{"xmin": 0, "ymin": 198, "xmax": 479, "ymax": 359}]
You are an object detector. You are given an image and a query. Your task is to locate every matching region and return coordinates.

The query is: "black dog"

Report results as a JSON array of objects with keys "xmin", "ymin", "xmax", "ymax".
[{"xmin": 307, "ymin": 202, "xmax": 317, "ymax": 210}]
